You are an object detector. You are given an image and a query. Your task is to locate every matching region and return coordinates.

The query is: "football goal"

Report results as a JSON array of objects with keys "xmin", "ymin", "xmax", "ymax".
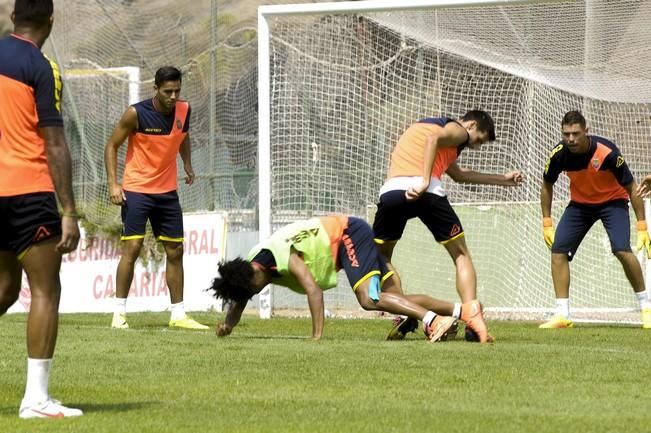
[{"xmin": 257, "ymin": 0, "xmax": 651, "ymax": 323}]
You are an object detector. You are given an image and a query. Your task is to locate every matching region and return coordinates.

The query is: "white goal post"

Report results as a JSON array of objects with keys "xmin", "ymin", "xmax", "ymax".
[{"xmin": 257, "ymin": 0, "xmax": 651, "ymax": 322}]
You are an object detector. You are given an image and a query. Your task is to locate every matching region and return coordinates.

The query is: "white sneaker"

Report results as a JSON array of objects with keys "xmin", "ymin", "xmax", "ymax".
[{"xmin": 19, "ymin": 398, "xmax": 83, "ymax": 419}]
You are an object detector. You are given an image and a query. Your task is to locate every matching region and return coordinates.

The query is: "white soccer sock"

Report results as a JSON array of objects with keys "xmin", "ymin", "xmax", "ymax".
[
  {"xmin": 452, "ymin": 303, "xmax": 461, "ymax": 319},
  {"xmin": 22, "ymin": 358, "xmax": 51, "ymax": 405},
  {"xmin": 422, "ymin": 311, "xmax": 437, "ymax": 327},
  {"xmin": 115, "ymin": 297, "xmax": 127, "ymax": 315},
  {"xmin": 635, "ymin": 290, "xmax": 650, "ymax": 309},
  {"xmin": 556, "ymin": 298, "xmax": 570, "ymax": 318},
  {"xmin": 170, "ymin": 302, "xmax": 186, "ymax": 321}
]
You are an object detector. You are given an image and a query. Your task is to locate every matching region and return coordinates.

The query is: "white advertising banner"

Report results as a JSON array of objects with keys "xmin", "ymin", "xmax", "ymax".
[{"xmin": 8, "ymin": 212, "xmax": 227, "ymax": 314}]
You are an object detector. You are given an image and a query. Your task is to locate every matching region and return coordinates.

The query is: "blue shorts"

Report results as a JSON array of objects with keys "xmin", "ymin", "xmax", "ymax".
[
  {"xmin": 338, "ymin": 217, "xmax": 394, "ymax": 291},
  {"xmin": 0, "ymin": 192, "xmax": 61, "ymax": 257},
  {"xmin": 121, "ymin": 190, "xmax": 183, "ymax": 242},
  {"xmin": 373, "ymin": 190, "xmax": 464, "ymax": 244},
  {"xmin": 553, "ymin": 200, "xmax": 631, "ymax": 261}
]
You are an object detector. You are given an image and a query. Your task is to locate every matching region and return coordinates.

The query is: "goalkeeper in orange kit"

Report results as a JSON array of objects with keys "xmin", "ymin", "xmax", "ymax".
[{"xmin": 540, "ymin": 111, "xmax": 651, "ymax": 329}]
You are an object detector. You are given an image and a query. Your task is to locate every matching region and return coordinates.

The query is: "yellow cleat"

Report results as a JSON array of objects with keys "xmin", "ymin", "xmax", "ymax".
[
  {"xmin": 169, "ymin": 315, "xmax": 209, "ymax": 330},
  {"xmin": 642, "ymin": 307, "xmax": 651, "ymax": 329},
  {"xmin": 111, "ymin": 313, "xmax": 129, "ymax": 329},
  {"xmin": 539, "ymin": 315, "xmax": 573, "ymax": 329}
]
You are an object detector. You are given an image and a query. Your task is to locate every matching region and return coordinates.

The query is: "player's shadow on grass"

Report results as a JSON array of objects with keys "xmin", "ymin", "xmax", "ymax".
[
  {"xmin": 229, "ymin": 333, "xmax": 308, "ymax": 340},
  {"xmin": 0, "ymin": 402, "xmax": 155, "ymax": 417},
  {"xmin": 74, "ymin": 401, "xmax": 157, "ymax": 413}
]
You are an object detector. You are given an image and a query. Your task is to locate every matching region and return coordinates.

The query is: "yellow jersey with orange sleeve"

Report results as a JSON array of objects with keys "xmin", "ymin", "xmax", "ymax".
[
  {"xmin": 0, "ymin": 34, "xmax": 63, "ymax": 196},
  {"xmin": 247, "ymin": 216, "xmax": 349, "ymax": 293},
  {"xmin": 122, "ymin": 99, "xmax": 190, "ymax": 193},
  {"xmin": 543, "ymin": 135, "xmax": 632, "ymax": 205}
]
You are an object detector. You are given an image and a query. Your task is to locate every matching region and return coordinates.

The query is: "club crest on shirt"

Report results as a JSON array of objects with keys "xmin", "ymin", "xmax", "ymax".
[
  {"xmin": 591, "ymin": 157, "xmax": 600, "ymax": 169},
  {"xmin": 176, "ymin": 119, "xmax": 182, "ymax": 130}
]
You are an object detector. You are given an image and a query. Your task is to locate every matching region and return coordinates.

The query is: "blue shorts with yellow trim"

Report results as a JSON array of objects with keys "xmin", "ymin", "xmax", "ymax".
[
  {"xmin": 121, "ymin": 190, "xmax": 183, "ymax": 242},
  {"xmin": 553, "ymin": 200, "xmax": 631, "ymax": 261},
  {"xmin": 373, "ymin": 190, "xmax": 463, "ymax": 244},
  {"xmin": 0, "ymin": 192, "xmax": 61, "ymax": 258},
  {"xmin": 338, "ymin": 217, "xmax": 393, "ymax": 291}
]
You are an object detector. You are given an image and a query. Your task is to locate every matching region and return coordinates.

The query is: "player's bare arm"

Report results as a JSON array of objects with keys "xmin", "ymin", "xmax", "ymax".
[
  {"xmin": 216, "ymin": 299, "xmax": 248, "ymax": 337},
  {"xmin": 287, "ymin": 251, "xmax": 325, "ymax": 340},
  {"xmin": 406, "ymin": 123, "xmax": 469, "ymax": 201},
  {"xmin": 104, "ymin": 106, "xmax": 137, "ymax": 205},
  {"xmin": 636, "ymin": 174, "xmax": 651, "ymax": 198},
  {"xmin": 623, "ymin": 181, "xmax": 651, "ymax": 256},
  {"xmin": 179, "ymin": 135, "xmax": 194, "ymax": 185},
  {"xmin": 540, "ymin": 180, "xmax": 555, "ymax": 249},
  {"xmin": 42, "ymin": 126, "xmax": 80, "ymax": 253},
  {"xmin": 540, "ymin": 180, "xmax": 554, "ymax": 218},
  {"xmin": 445, "ymin": 162, "xmax": 523, "ymax": 186},
  {"xmin": 624, "ymin": 181, "xmax": 646, "ymax": 222}
]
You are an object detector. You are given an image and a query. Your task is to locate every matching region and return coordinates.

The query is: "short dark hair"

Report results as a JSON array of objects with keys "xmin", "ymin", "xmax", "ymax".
[
  {"xmin": 561, "ymin": 110, "xmax": 586, "ymax": 128},
  {"xmin": 13, "ymin": 0, "xmax": 53, "ymax": 27},
  {"xmin": 461, "ymin": 110, "xmax": 496, "ymax": 141},
  {"xmin": 154, "ymin": 66, "xmax": 182, "ymax": 87},
  {"xmin": 208, "ymin": 258, "xmax": 255, "ymax": 303}
]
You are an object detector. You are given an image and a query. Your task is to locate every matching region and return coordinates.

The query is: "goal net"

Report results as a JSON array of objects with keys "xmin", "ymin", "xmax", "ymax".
[
  {"xmin": 258, "ymin": 0, "xmax": 651, "ymax": 323},
  {"xmin": 63, "ymin": 66, "xmax": 139, "ymax": 236}
]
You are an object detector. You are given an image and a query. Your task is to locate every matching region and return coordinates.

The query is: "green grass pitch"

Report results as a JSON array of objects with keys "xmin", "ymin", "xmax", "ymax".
[{"xmin": 1, "ymin": 312, "xmax": 650, "ymax": 433}]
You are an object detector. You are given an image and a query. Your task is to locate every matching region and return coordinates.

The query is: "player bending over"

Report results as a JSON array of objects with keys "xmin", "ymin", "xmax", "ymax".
[{"xmin": 209, "ymin": 216, "xmax": 460, "ymax": 342}]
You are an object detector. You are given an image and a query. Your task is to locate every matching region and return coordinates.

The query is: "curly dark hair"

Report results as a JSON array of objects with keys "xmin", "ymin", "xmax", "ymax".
[{"xmin": 208, "ymin": 258, "xmax": 255, "ymax": 303}]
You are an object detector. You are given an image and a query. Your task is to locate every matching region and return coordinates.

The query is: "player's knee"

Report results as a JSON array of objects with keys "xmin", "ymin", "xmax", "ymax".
[
  {"xmin": 613, "ymin": 249, "xmax": 634, "ymax": 262},
  {"xmin": 551, "ymin": 253, "xmax": 568, "ymax": 265},
  {"xmin": 165, "ymin": 243, "xmax": 184, "ymax": 261},
  {"xmin": 355, "ymin": 290, "xmax": 377, "ymax": 311},
  {"xmin": 0, "ymin": 287, "xmax": 19, "ymax": 314},
  {"xmin": 120, "ymin": 242, "xmax": 143, "ymax": 262},
  {"xmin": 358, "ymin": 298, "xmax": 378, "ymax": 311},
  {"xmin": 452, "ymin": 250, "xmax": 474, "ymax": 270},
  {"xmin": 445, "ymin": 238, "xmax": 470, "ymax": 261},
  {"xmin": 0, "ymin": 293, "xmax": 18, "ymax": 316}
]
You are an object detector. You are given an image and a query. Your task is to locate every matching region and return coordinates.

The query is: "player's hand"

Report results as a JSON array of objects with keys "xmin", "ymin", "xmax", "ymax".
[
  {"xmin": 405, "ymin": 180, "xmax": 429, "ymax": 201},
  {"xmin": 184, "ymin": 164, "xmax": 195, "ymax": 186},
  {"xmin": 109, "ymin": 183, "xmax": 126, "ymax": 205},
  {"xmin": 636, "ymin": 175, "xmax": 651, "ymax": 197},
  {"xmin": 216, "ymin": 322, "xmax": 232, "ymax": 337},
  {"xmin": 57, "ymin": 215, "xmax": 80, "ymax": 254},
  {"xmin": 636, "ymin": 221, "xmax": 651, "ymax": 258},
  {"xmin": 504, "ymin": 170, "xmax": 524, "ymax": 186},
  {"xmin": 542, "ymin": 217, "xmax": 554, "ymax": 250}
]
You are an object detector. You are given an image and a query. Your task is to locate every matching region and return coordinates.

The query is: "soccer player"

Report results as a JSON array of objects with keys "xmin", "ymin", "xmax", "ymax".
[
  {"xmin": 539, "ymin": 110, "xmax": 651, "ymax": 329},
  {"xmin": 0, "ymin": 0, "xmax": 82, "ymax": 418},
  {"xmin": 209, "ymin": 216, "xmax": 459, "ymax": 342},
  {"xmin": 373, "ymin": 110, "xmax": 523, "ymax": 343},
  {"xmin": 104, "ymin": 66, "xmax": 207, "ymax": 330}
]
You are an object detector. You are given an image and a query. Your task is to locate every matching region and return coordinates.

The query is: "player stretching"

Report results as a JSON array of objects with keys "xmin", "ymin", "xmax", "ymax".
[
  {"xmin": 540, "ymin": 110, "xmax": 651, "ymax": 329},
  {"xmin": 374, "ymin": 110, "xmax": 523, "ymax": 342},
  {"xmin": 209, "ymin": 216, "xmax": 458, "ymax": 342}
]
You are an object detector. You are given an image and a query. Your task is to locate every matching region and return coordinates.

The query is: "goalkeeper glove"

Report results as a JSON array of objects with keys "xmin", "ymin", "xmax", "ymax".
[
  {"xmin": 542, "ymin": 217, "xmax": 554, "ymax": 250},
  {"xmin": 636, "ymin": 220, "xmax": 651, "ymax": 258}
]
